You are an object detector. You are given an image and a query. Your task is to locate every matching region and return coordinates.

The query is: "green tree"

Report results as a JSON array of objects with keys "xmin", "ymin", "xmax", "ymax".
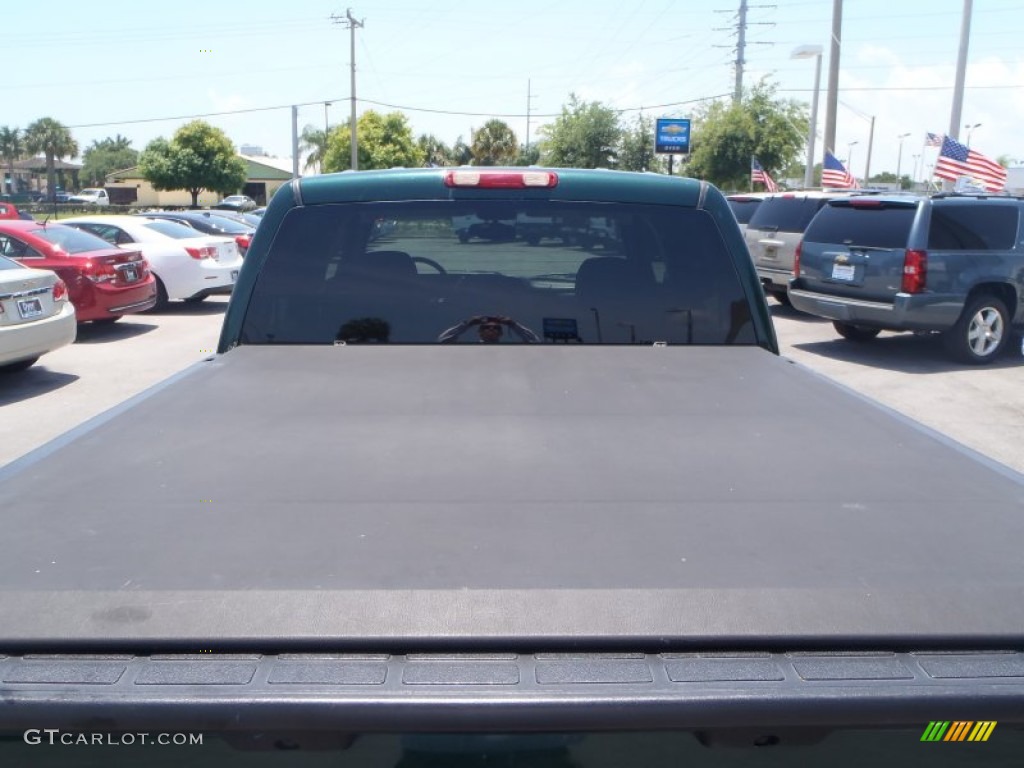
[
  {"xmin": 470, "ymin": 119, "xmax": 518, "ymax": 166},
  {"xmin": 24, "ymin": 117, "xmax": 78, "ymax": 202},
  {"xmin": 323, "ymin": 111, "xmax": 424, "ymax": 172},
  {"xmin": 0, "ymin": 126, "xmax": 24, "ymax": 196},
  {"xmin": 451, "ymin": 136, "xmax": 472, "ymax": 166},
  {"xmin": 515, "ymin": 143, "xmax": 541, "ymax": 166},
  {"xmin": 537, "ymin": 94, "xmax": 621, "ymax": 169},
  {"xmin": 80, "ymin": 135, "xmax": 139, "ymax": 187},
  {"xmin": 417, "ymin": 134, "xmax": 454, "ymax": 167},
  {"xmin": 138, "ymin": 120, "xmax": 247, "ymax": 208},
  {"xmin": 686, "ymin": 80, "xmax": 806, "ymax": 190},
  {"xmin": 617, "ymin": 114, "xmax": 663, "ymax": 172},
  {"xmin": 300, "ymin": 125, "xmax": 331, "ymax": 173}
]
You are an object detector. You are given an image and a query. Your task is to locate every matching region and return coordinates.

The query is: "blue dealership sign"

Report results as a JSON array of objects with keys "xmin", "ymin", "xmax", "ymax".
[{"xmin": 655, "ymin": 118, "xmax": 691, "ymax": 154}]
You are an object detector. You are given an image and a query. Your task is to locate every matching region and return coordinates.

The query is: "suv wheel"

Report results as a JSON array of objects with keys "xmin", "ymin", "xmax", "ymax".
[
  {"xmin": 943, "ymin": 294, "xmax": 1010, "ymax": 365},
  {"xmin": 833, "ymin": 322, "xmax": 880, "ymax": 342}
]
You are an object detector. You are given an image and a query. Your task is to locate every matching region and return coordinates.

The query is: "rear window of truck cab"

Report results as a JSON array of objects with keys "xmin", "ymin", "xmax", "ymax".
[{"xmin": 240, "ymin": 201, "xmax": 756, "ymax": 346}]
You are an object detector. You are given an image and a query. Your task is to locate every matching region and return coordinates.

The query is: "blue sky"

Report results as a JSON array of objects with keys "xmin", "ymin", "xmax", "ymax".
[{"xmin": 5, "ymin": 0, "xmax": 1022, "ymax": 180}]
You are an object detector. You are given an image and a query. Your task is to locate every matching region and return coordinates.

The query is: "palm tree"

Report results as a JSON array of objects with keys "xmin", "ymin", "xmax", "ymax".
[
  {"xmin": 300, "ymin": 125, "xmax": 330, "ymax": 174},
  {"xmin": 470, "ymin": 120, "xmax": 518, "ymax": 166},
  {"xmin": 24, "ymin": 117, "xmax": 79, "ymax": 202},
  {"xmin": 0, "ymin": 126, "xmax": 23, "ymax": 196}
]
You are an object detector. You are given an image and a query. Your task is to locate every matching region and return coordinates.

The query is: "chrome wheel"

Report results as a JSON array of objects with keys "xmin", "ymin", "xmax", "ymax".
[{"xmin": 967, "ymin": 306, "xmax": 1004, "ymax": 357}]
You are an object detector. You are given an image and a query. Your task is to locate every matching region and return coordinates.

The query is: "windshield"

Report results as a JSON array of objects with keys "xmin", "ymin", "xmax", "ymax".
[
  {"xmin": 242, "ymin": 200, "xmax": 755, "ymax": 346},
  {"xmin": 30, "ymin": 225, "xmax": 115, "ymax": 254}
]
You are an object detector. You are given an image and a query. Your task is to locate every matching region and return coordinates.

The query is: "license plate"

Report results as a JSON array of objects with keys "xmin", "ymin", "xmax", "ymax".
[
  {"xmin": 17, "ymin": 298, "xmax": 43, "ymax": 319},
  {"xmin": 231, "ymin": 270, "xmax": 239, "ymax": 282},
  {"xmin": 122, "ymin": 267, "xmax": 138, "ymax": 282},
  {"xmin": 831, "ymin": 263, "xmax": 855, "ymax": 281}
]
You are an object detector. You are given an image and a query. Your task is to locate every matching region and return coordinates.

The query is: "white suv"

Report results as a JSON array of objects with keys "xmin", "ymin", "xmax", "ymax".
[{"xmin": 744, "ymin": 190, "xmax": 851, "ymax": 305}]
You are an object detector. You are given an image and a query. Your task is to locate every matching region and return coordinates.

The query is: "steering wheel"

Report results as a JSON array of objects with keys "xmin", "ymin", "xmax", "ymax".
[{"xmin": 412, "ymin": 256, "xmax": 447, "ymax": 275}]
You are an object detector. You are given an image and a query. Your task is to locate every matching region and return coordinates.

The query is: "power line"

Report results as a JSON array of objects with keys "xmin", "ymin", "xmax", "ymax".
[{"xmin": 61, "ymin": 81, "xmax": 1019, "ymax": 133}]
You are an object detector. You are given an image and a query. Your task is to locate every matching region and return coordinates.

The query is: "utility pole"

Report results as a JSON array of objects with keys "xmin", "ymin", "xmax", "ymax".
[
  {"xmin": 734, "ymin": 0, "xmax": 748, "ymax": 103},
  {"xmin": 948, "ymin": 0, "xmax": 972, "ymax": 143},
  {"xmin": 332, "ymin": 8, "xmax": 364, "ymax": 170},
  {"xmin": 291, "ymin": 105, "xmax": 299, "ymax": 179},
  {"xmin": 526, "ymin": 79, "xmax": 537, "ymax": 155},
  {"xmin": 823, "ymin": 0, "xmax": 842, "ymax": 157},
  {"xmin": 863, "ymin": 114, "xmax": 875, "ymax": 184},
  {"xmin": 716, "ymin": 1, "xmax": 772, "ymax": 104}
]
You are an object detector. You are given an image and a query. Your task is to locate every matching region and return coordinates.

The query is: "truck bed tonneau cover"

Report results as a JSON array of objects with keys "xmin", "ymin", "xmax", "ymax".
[{"xmin": 2, "ymin": 345, "xmax": 1022, "ymax": 651}]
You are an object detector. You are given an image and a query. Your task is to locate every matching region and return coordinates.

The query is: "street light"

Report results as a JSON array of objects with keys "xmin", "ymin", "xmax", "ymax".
[
  {"xmin": 847, "ymin": 141, "xmax": 859, "ymax": 182},
  {"xmin": 791, "ymin": 45, "xmax": 824, "ymax": 189},
  {"xmin": 896, "ymin": 132, "xmax": 911, "ymax": 187},
  {"xmin": 965, "ymin": 122, "xmax": 981, "ymax": 147}
]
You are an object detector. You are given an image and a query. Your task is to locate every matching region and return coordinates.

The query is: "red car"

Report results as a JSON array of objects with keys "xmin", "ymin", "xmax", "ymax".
[
  {"xmin": 0, "ymin": 202, "xmax": 28, "ymax": 220},
  {"xmin": 0, "ymin": 221, "xmax": 156, "ymax": 322}
]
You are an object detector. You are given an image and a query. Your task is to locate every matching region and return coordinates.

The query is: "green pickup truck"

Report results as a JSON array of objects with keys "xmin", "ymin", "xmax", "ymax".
[{"xmin": 1, "ymin": 168, "xmax": 1022, "ymax": 766}]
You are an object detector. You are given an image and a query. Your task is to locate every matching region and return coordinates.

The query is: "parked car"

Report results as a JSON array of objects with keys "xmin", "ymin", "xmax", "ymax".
[
  {"xmin": 250, "ymin": 206, "xmax": 267, "ymax": 218},
  {"xmin": 140, "ymin": 210, "xmax": 256, "ymax": 257},
  {"xmin": 0, "ymin": 221, "xmax": 156, "ymax": 322},
  {"xmin": 213, "ymin": 194, "xmax": 257, "ymax": 212},
  {"xmin": 62, "ymin": 215, "xmax": 242, "ymax": 309},
  {"xmin": 67, "ymin": 188, "xmax": 110, "ymax": 206},
  {"xmin": 744, "ymin": 190, "xmax": 859, "ymax": 305},
  {"xmin": 789, "ymin": 193, "xmax": 1024, "ymax": 364},
  {"xmin": 726, "ymin": 192, "xmax": 770, "ymax": 235},
  {"xmin": 0, "ymin": 253, "xmax": 76, "ymax": 372},
  {"xmin": 204, "ymin": 208, "xmax": 263, "ymax": 229},
  {"xmin": 0, "ymin": 202, "xmax": 22, "ymax": 220}
]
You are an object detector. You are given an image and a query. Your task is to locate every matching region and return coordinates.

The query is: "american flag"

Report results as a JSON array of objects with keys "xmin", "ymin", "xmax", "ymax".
[
  {"xmin": 751, "ymin": 157, "xmax": 778, "ymax": 192},
  {"xmin": 925, "ymin": 132, "xmax": 943, "ymax": 147},
  {"xmin": 933, "ymin": 135, "xmax": 1006, "ymax": 192},
  {"xmin": 822, "ymin": 151, "xmax": 858, "ymax": 189}
]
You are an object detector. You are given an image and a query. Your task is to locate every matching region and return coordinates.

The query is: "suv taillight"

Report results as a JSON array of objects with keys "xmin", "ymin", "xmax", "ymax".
[
  {"xmin": 794, "ymin": 239, "xmax": 802, "ymax": 277},
  {"xmin": 902, "ymin": 249, "xmax": 927, "ymax": 293},
  {"xmin": 52, "ymin": 278, "xmax": 68, "ymax": 301},
  {"xmin": 185, "ymin": 246, "xmax": 217, "ymax": 260}
]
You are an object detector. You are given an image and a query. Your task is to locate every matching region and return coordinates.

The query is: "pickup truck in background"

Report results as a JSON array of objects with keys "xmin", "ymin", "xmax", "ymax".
[
  {"xmin": 66, "ymin": 187, "xmax": 110, "ymax": 206},
  {"xmin": 1, "ymin": 168, "xmax": 1022, "ymax": 766}
]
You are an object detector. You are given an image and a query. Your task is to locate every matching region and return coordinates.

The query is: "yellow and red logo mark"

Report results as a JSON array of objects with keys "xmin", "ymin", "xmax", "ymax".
[{"xmin": 921, "ymin": 721, "xmax": 996, "ymax": 742}]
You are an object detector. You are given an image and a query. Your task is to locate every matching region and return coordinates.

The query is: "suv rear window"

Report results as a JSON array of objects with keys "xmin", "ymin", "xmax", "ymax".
[
  {"xmin": 928, "ymin": 203, "xmax": 1018, "ymax": 250},
  {"xmin": 727, "ymin": 197, "xmax": 763, "ymax": 224},
  {"xmin": 803, "ymin": 202, "xmax": 917, "ymax": 249},
  {"xmin": 747, "ymin": 196, "xmax": 827, "ymax": 233},
  {"xmin": 241, "ymin": 201, "xmax": 755, "ymax": 346}
]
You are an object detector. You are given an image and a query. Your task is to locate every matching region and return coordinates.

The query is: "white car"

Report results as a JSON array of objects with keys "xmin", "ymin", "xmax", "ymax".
[
  {"xmin": 0, "ymin": 254, "xmax": 76, "ymax": 372},
  {"xmin": 61, "ymin": 215, "xmax": 243, "ymax": 308},
  {"xmin": 67, "ymin": 188, "xmax": 110, "ymax": 206}
]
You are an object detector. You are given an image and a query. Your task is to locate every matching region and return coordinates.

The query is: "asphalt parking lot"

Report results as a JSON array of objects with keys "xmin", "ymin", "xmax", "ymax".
[{"xmin": 2, "ymin": 297, "xmax": 1022, "ymax": 475}]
